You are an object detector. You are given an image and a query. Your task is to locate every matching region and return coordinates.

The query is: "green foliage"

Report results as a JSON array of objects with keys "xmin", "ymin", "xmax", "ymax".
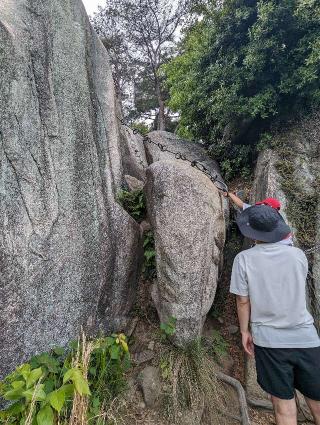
[
  {"xmin": 159, "ymin": 359, "xmax": 172, "ymax": 380},
  {"xmin": 210, "ymin": 330, "xmax": 229, "ymax": 360},
  {"xmin": 117, "ymin": 191, "xmax": 156, "ymax": 277},
  {"xmin": 0, "ymin": 335, "xmax": 131, "ymax": 425},
  {"xmin": 117, "ymin": 189, "xmax": 146, "ymax": 223},
  {"xmin": 88, "ymin": 334, "xmax": 131, "ymax": 419},
  {"xmin": 131, "ymin": 122, "xmax": 150, "ymax": 136},
  {"xmin": 0, "ymin": 347, "xmax": 74, "ymax": 425},
  {"xmin": 165, "ymin": 0, "xmax": 320, "ymax": 178},
  {"xmin": 143, "ymin": 230, "xmax": 156, "ymax": 278},
  {"xmin": 160, "ymin": 316, "xmax": 177, "ymax": 340}
]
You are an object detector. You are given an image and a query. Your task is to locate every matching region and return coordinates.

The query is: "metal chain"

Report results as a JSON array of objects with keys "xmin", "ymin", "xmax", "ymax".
[
  {"xmin": 117, "ymin": 116, "xmax": 229, "ymax": 192},
  {"xmin": 117, "ymin": 117, "xmax": 320, "ymax": 256}
]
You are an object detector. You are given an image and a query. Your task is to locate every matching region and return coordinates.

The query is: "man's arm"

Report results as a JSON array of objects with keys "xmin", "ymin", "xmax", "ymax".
[
  {"xmin": 221, "ymin": 191, "xmax": 244, "ymax": 209},
  {"xmin": 236, "ymin": 295, "xmax": 254, "ymax": 356}
]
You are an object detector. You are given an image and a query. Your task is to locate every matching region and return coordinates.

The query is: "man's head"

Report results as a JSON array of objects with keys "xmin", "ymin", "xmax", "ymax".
[{"xmin": 236, "ymin": 204, "xmax": 291, "ymax": 243}]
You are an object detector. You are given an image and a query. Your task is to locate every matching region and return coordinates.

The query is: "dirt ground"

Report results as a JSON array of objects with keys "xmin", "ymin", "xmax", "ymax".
[{"xmin": 124, "ymin": 281, "xmax": 314, "ymax": 425}]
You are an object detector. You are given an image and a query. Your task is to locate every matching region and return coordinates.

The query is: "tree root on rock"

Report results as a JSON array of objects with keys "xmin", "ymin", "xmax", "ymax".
[
  {"xmin": 247, "ymin": 397, "xmax": 273, "ymax": 411},
  {"xmin": 216, "ymin": 372, "xmax": 251, "ymax": 425}
]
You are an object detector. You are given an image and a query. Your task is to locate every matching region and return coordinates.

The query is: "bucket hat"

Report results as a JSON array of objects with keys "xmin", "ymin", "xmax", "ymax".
[{"xmin": 236, "ymin": 204, "xmax": 291, "ymax": 243}]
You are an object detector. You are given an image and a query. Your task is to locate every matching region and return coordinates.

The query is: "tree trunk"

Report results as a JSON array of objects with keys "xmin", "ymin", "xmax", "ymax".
[
  {"xmin": 158, "ymin": 97, "xmax": 165, "ymax": 130},
  {"xmin": 155, "ymin": 80, "xmax": 166, "ymax": 131}
]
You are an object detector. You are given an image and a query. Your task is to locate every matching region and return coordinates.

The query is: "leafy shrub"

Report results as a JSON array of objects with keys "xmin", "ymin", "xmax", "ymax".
[
  {"xmin": 88, "ymin": 334, "xmax": 131, "ymax": 418},
  {"xmin": 165, "ymin": 0, "xmax": 320, "ymax": 178},
  {"xmin": 160, "ymin": 316, "xmax": 177, "ymax": 340},
  {"xmin": 210, "ymin": 330, "xmax": 229, "ymax": 360},
  {"xmin": 132, "ymin": 122, "xmax": 150, "ymax": 136},
  {"xmin": 0, "ymin": 334, "xmax": 131, "ymax": 425},
  {"xmin": 143, "ymin": 230, "xmax": 156, "ymax": 278},
  {"xmin": 117, "ymin": 189, "xmax": 146, "ymax": 223}
]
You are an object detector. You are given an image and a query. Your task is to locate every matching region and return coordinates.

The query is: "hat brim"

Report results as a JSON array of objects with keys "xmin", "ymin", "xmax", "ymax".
[{"xmin": 236, "ymin": 207, "xmax": 291, "ymax": 243}]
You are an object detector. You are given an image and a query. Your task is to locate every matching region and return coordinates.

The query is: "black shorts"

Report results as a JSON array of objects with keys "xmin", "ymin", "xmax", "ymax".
[{"xmin": 254, "ymin": 344, "xmax": 320, "ymax": 400}]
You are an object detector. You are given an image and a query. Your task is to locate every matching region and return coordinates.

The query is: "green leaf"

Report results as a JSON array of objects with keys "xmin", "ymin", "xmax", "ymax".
[
  {"xmin": 63, "ymin": 369, "xmax": 90, "ymax": 396},
  {"xmin": 44, "ymin": 379, "xmax": 55, "ymax": 394},
  {"xmin": 72, "ymin": 371, "xmax": 91, "ymax": 396},
  {"xmin": 26, "ymin": 367, "xmax": 43, "ymax": 389},
  {"xmin": 35, "ymin": 354, "xmax": 59, "ymax": 373},
  {"xmin": 52, "ymin": 347, "xmax": 65, "ymax": 356},
  {"xmin": 69, "ymin": 340, "xmax": 79, "ymax": 350},
  {"xmin": 89, "ymin": 367, "xmax": 97, "ymax": 376},
  {"xmin": 144, "ymin": 250, "xmax": 155, "ymax": 260},
  {"xmin": 37, "ymin": 405, "xmax": 54, "ymax": 425},
  {"xmin": 23, "ymin": 384, "xmax": 46, "ymax": 402},
  {"xmin": 48, "ymin": 388, "xmax": 65, "ymax": 413},
  {"xmin": 60, "ymin": 384, "xmax": 74, "ymax": 398},
  {"xmin": 11, "ymin": 381, "xmax": 25, "ymax": 390},
  {"xmin": 105, "ymin": 337, "xmax": 115, "ymax": 347},
  {"xmin": 4, "ymin": 387, "xmax": 25, "ymax": 400},
  {"xmin": 62, "ymin": 368, "xmax": 75, "ymax": 384},
  {"xmin": 92, "ymin": 396, "xmax": 100, "ymax": 408},
  {"xmin": 18, "ymin": 364, "xmax": 31, "ymax": 381},
  {"xmin": 110, "ymin": 344, "xmax": 120, "ymax": 360}
]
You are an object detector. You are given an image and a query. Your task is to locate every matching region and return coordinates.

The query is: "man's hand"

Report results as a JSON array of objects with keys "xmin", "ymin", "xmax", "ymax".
[
  {"xmin": 241, "ymin": 331, "xmax": 254, "ymax": 356},
  {"xmin": 220, "ymin": 191, "xmax": 245, "ymax": 209}
]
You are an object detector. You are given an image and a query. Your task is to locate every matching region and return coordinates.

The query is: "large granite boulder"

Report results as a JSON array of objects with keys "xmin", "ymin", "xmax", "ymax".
[
  {"xmin": 144, "ymin": 130, "xmax": 229, "ymax": 221},
  {"xmin": 0, "ymin": 0, "xmax": 144, "ymax": 377},
  {"xmin": 146, "ymin": 160, "xmax": 225, "ymax": 345},
  {"xmin": 144, "ymin": 131, "xmax": 223, "ymax": 181}
]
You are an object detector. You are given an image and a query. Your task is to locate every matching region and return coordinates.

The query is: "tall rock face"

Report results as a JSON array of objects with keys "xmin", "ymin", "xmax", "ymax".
[
  {"xmin": 250, "ymin": 149, "xmax": 290, "ymax": 225},
  {"xmin": 0, "ymin": 0, "xmax": 144, "ymax": 377},
  {"xmin": 145, "ymin": 132, "xmax": 226, "ymax": 345},
  {"xmin": 246, "ymin": 113, "xmax": 320, "ymax": 402},
  {"xmin": 251, "ymin": 115, "xmax": 320, "ymax": 319}
]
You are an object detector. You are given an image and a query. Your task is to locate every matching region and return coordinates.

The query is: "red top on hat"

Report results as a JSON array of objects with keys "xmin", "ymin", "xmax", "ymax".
[{"xmin": 255, "ymin": 198, "xmax": 281, "ymax": 210}]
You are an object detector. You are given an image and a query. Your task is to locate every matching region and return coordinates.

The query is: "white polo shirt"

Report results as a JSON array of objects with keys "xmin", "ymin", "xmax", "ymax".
[{"xmin": 230, "ymin": 243, "xmax": 320, "ymax": 348}]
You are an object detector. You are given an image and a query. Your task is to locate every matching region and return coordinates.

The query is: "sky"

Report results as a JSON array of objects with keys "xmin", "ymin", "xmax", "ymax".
[{"xmin": 82, "ymin": 0, "xmax": 105, "ymax": 16}]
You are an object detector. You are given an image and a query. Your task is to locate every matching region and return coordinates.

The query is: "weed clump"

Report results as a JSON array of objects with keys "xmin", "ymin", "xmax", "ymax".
[
  {"xmin": 0, "ymin": 333, "xmax": 131, "ymax": 425},
  {"xmin": 158, "ymin": 339, "xmax": 229, "ymax": 425},
  {"xmin": 117, "ymin": 189, "xmax": 146, "ymax": 223}
]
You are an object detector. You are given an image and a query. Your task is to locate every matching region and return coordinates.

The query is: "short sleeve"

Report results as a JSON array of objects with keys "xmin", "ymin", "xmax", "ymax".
[
  {"xmin": 243, "ymin": 203, "xmax": 251, "ymax": 210},
  {"xmin": 299, "ymin": 250, "xmax": 309, "ymax": 276},
  {"xmin": 230, "ymin": 254, "xmax": 249, "ymax": 296}
]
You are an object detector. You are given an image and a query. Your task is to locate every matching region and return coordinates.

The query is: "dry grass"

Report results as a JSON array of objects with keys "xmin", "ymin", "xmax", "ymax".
[
  {"xmin": 69, "ymin": 333, "xmax": 93, "ymax": 425},
  {"xmin": 25, "ymin": 378, "xmax": 44, "ymax": 425},
  {"xmin": 158, "ymin": 340, "xmax": 231, "ymax": 425}
]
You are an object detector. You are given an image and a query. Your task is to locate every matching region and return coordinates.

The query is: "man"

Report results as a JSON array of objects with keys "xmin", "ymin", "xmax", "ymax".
[{"xmin": 230, "ymin": 204, "xmax": 320, "ymax": 425}]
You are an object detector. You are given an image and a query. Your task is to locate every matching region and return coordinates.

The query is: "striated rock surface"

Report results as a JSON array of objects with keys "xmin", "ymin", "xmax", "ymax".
[
  {"xmin": 0, "ymin": 0, "xmax": 144, "ymax": 377},
  {"xmin": 144, "ymin": 131, "xmax": 222, "ymax": 181},
  {"xmin": 250, "ymin": 149, "xmax": 290, "ymax": 225},
  {"xmin": 145, "ymin": 130, "xmax": 229, "ymax": 222},
  {"xmin": 146, "ymin": 160, "xmax": 225, "ymax": 345}
]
